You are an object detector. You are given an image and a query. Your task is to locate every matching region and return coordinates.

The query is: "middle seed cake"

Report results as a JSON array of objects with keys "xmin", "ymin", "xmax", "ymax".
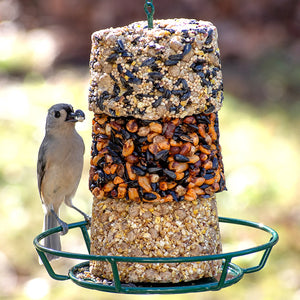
[{"xmin": 88, "ymin": 19, "xmax": 225, "ymax": 283}]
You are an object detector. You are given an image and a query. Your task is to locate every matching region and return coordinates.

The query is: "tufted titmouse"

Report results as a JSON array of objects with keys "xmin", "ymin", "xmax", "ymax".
[{"xmin": 37, "ymin": 103, "xmax": 89, "ymax": 261}]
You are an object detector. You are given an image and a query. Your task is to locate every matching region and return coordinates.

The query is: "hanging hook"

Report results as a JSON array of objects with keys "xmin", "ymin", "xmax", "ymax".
[{"xmin": 144, "ymin": 0, "xmax": 155, "ymax": 29}]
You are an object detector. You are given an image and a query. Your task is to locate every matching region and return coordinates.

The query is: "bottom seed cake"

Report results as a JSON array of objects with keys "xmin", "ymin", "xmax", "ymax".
[{"xmin": 90, "ymin": 196, "xmax": 222, "ymax": 283}]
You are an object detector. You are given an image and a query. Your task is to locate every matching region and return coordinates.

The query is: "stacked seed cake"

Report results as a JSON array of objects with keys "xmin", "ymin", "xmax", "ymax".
[{"xmin": 88, "ymin": 18, "xmax": 225, "ymax": 283}]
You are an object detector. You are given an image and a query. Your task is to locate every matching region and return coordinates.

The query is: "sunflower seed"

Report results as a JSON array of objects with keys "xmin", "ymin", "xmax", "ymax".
[
  {"xmin": 131, "ymin": 166, "xmax": 146, "ymax": 176},
  {"xmin": 174, "ymin": 154, "xmax": 190, "ymax": 162},
  {"xmin": 106, "ymin": 53, "xmax": 119, "ymax": 63},
  {"xmin": 148, "ymin": 72, "xmax": 163, "ymax": 80},
  {"xmin": 152, "ymin": 96, "xmax": 163, "ymax": 108},
  {"xmin": 165, "ymin": 60, "xmax": 178, "ymax": 66},
  {"xmin": 182, "ymin": 43, "xmax": 192, "ymax": 56},
  {"xmin": 155, "ymin": 150, "xmax": 169, "ymax": 161},
  {"xmin": 163, "ymin": 169, "xmax": 177, "ymax": 180},
  {"xmin": 141, "ymin": 57, "xmax": 156, "ymax": 67},
  {"xmin": 143, "ymin": 192, "xmax": 157, "ymax": 200}
]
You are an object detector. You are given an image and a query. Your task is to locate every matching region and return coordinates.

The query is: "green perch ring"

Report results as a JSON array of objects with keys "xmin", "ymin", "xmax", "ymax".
[{"xmin": 33, "ymin": 217, "xmax": 278, "ymax": 294}]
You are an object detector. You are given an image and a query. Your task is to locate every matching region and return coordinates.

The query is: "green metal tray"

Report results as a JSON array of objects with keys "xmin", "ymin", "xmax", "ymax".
[{"xmin": 33, "ymin": 217, "xmax": 278, "ymax": 294}]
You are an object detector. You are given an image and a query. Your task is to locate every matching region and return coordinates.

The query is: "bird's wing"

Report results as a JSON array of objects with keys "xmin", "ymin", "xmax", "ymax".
[{"xmin": 37, "ymin": 139, "xmax": 48, "ymax": 200}]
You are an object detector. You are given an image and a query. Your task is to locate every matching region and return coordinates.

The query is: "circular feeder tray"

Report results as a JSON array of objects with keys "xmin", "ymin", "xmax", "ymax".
[{"xmin": 33, "ymin": 217, "xmax": 278, "ymax": 294}]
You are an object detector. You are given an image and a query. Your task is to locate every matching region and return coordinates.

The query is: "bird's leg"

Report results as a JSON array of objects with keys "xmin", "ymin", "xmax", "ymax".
[
  {"xmin": 50, "ymin": 208, "xmax": 69, "ymax": 235},
  {"xmin": 69, "ymin": 204, "xmax": 91, "ymax": 226}
]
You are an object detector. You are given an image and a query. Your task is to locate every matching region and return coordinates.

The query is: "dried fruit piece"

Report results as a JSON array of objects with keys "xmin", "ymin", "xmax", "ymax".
[
  {"xmin": 122, "ymin": 139, "xmax": 134, "ymax": 157},
  {"xmin": 128, "ymin": 188, "xmax": 140, "ymax": 202},
  {"xmin": 138, "ymin": 176, "xmax": 152, "ymax": 192},
  {"xmin": 126, "ymin": 119, "xmax": 138, "ymax": 133}
]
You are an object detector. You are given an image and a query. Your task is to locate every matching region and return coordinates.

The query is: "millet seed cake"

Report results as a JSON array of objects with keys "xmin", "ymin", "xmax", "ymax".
[{"xmin": 88, "ymin": 18, "xmax": 223, "ymax": 120}]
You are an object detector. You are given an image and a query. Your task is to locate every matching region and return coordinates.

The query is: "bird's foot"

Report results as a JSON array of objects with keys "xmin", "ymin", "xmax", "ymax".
[
  {"xmin": 58, "ymin": 219, "xmax": 69, "ymax": 235},
  {"xmin": 50, "ymin": 208, "xmax": 69, "ymax": 235},
  {"xmin": 84, "ymin": 214, "xmax": 92, "ymax": 228},
  {"xmin": 69, "ymin": 204, "xmax": 91, "ymax": 228}
]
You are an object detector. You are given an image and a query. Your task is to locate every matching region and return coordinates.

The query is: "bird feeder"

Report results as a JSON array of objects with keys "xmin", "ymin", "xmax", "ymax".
[{"xmin": 34, "ymin": 0, "xmax": 278, "ymax": 293}]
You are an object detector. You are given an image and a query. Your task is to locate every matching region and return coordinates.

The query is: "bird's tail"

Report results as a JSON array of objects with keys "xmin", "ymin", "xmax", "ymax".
[{"xmin": 40, "ymin": 212, "xmax": 61, "ymax": 263}]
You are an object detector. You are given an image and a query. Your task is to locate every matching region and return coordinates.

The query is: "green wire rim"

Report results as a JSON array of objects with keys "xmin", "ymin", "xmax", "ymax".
[{"xmin": 33, "ymin": 217, "xmax": 278, "ymax": 294}]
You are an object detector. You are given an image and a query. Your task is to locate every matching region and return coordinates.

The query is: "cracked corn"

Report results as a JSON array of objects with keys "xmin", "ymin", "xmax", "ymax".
[{"xmin": 90, "ymin": 196, "xmax": 222, "ymax": 283}]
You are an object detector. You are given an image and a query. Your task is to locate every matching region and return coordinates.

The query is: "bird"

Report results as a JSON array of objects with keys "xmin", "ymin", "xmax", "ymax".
[{"xmin": 37, "ymin": 103, "xmax": 90, "ymax": 261}]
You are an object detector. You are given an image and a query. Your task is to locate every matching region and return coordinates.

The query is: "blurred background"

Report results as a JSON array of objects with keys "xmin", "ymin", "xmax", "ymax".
[{"xmin": 0, "ymin": 0, "xmax": 299, "ymax": 299}]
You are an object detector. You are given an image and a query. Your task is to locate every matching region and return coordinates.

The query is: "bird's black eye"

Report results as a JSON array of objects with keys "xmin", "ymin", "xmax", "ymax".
[{"xmin": 54, "ymin": 111, "xmax": 61, "ymax": 118}]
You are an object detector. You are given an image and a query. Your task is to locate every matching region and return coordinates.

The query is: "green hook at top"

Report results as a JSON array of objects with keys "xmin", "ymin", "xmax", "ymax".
[{"xmin": 144, "ymin": 0, "xmax": 155, "ymax": 29}]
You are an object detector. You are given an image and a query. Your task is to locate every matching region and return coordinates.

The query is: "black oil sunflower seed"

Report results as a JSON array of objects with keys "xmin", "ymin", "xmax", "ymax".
[
  {"xmin": 152, "ymin": 96, "xmax": 163, "ymax": 108},
  {"xmin": 113, "ymin": 83, "xmax": 120, "ymax": 95},
  {"xmin": 98, "ymin": 134, "xmax": 109, "ymax": 140},
  {"xmin": 204, "ymin": 173, "xmax": 215, "ymax": 180},
  {"xmin": 163, "ymin": 169, "xmax": 177, "ymax": 180},
  {"xmin": 97, "ymin": 169, "xmax": 106, "ymax": 184},
  {"xmin": 168, "ymin": 54, "xmax": 183, "ymax": 61},
  {"xmin": 204, "ymin": 104, "xmax": 215, "ymax": 114},
  {"xmin": 108, "ymin": 141, "xmax": 122, "ymax": 152},
  {"xmin": 180, "ymin": 91, "xmax": 191, "ymax": 101},
  {"xmin": 138, "ymin": 136, "xmax": 148, "ymax": 143},
  {"xmin": 141, "ymin": 57, "xmax": 156, "ymax": 67},
  {"xmin": 155, "ymin": 150, "xmax": 169, "ymax": 161},
  {"xmin": 146, "ymin": 150, "xmax": 154, "ymax": 161},
  {"xmin": 128, "ymin": 77, "xmax": 142, "ymax": 84},
  {"xmin": 179, "ymin": 78, "xmax": 189, "ymax": 90},
  {"xmin": 219, "ymin": 177, "xmax": 226, "ymax": 189},
  {"xmin": 212, "ymin": 156, "xmax": 218, "ymax": 169},
  {"xmin": 96, "ymin": 91, "xmax": 110, "ymax": 110},
  {"xmin": 143, "ymin": 192, "xmax": 157, "ymax": 200},
  {"xmin": 202, "ymin": 47, "xmax": 214, "ymax": 53},
  {"xmin": 174, "ymin": 154, "xmax": 190, "ymax": 162},
  {"xmin": 121, "ymin": 51, "xmax": 132, "ymax": 58},
  {"xmin": 169, "ymin": 191, "xmax": 179, "ymax": 202},
  {"xmin": 132, "ymin": 166, "xmax": 146, "ymax": 176},
  {"xmin": 182, "ymin": 43, "xmax": 192, "ymax": 56},
  {"xmin": 127, "ymin": 180, "xmax": 139, "ymax": 188},
  {"xmin": 138, "ymin": 164, "xmax": 147, "ymax": 171},
  {"xmin": 148, "ymin": 72, "xmax": 163, "ymax": 80},
  {"xmin": 148, "ymin": 167, "xmax": 163, "ymax": 173},
  {"xmin": 117, "ymin": 64, "xmax": 123, "ymax": 73},
  {"xmin": 165, "ymin": 60, "xmax": 178, "ymax": 66},
  {"xmin": 190, "ymin": 59, "xmax": 206, "ymax": 72},
  {"xmin": 109, "ymin": 109, "xmax": 116, "ymax": 117},
  {"xmin": 163, "ymin": 89, "xmax": 172, "ymax": 99},
  {"xmin": 172, "ymin": 90, "xmax": 185, "ymax": 97},
  {"xmin": 117, "ymin": 39, "xmax": 125, "ymax": 51},
  {"xmin": 121, "ymin": 129, "xmax": 131, "ymax": 140},
  {"xmin": 120, "ymin": 76, "xmax": 129, "ymax": 87},
  {"xmin": 195, "ymin": 114, "xmax": 210, "ymax": 124},
  {"xmin": 151, "ymin": 182, "xmax": 158, "ymax": 192},
  {"xmin": 106, "ymin": 53, "xmax": 119, "ymax": 63},
  {"xmin": 205, "ymin": 29, "xmax": 213, "ymax": 45}
]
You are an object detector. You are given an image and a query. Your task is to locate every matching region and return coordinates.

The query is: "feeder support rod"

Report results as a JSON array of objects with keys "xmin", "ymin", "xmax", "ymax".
[{"xmin": 144, "ymin": 0, "xmax": 155, "ymax": 29}]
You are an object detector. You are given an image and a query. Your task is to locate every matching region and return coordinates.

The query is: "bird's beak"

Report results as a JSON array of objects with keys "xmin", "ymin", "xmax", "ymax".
[{"xmin": 66, "ymin": 109, "xmax": 85, "ymax": 122}]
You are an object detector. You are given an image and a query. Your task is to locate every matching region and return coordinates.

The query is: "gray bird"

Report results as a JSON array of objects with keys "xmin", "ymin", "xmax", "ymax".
[{"xmin": 37, "ymin": 103, "xmax": 89, "ymax": 261}]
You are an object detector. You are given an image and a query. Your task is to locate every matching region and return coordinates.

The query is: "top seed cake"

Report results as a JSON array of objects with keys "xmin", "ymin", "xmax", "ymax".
[{"xmin": 88, "ymin": 19, "xmax": 223, "ymax": 120}]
